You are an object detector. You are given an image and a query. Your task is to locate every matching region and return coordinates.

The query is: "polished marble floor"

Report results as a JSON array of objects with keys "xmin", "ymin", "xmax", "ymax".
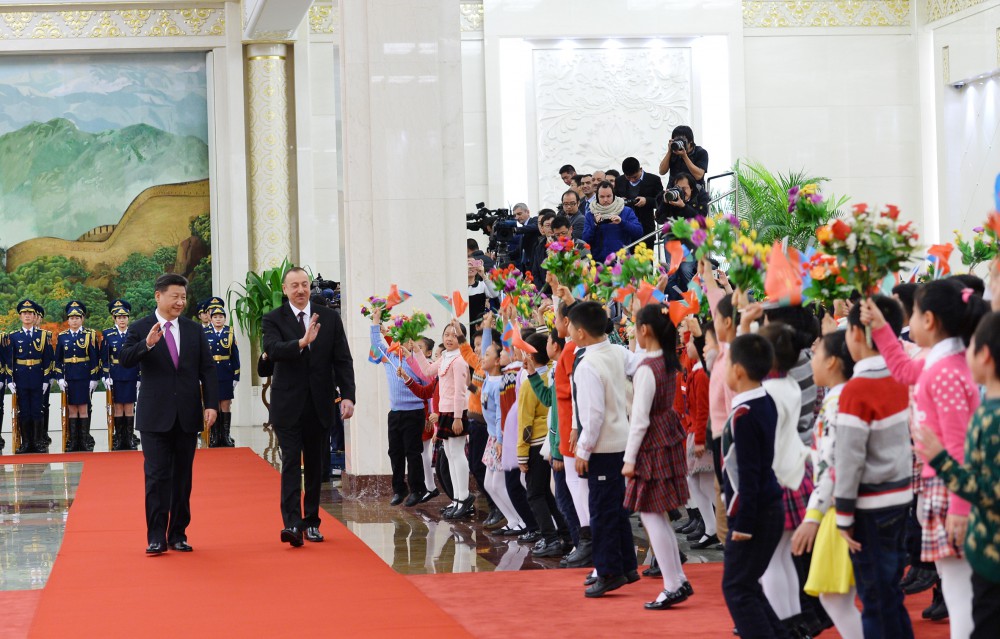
[
  {"xmin": 0, "ymin": 423, "xmax": 723, "ymax": 578},
  {"xmin": 0, "ymin": 463, "xmax": 81, "ymax": 591}
]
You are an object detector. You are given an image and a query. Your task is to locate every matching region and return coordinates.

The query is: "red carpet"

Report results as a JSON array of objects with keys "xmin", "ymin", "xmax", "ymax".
[
  {"xmin": 11, "ymin": 449, "xmax": 470, "ymax": 638},
  {"xmin": 0, "ymin": 591, "xmax": 40, "ymax": 639},
  {"xmin": 409, "ymin": 564, "xmax": 950, "ymax": 638}
]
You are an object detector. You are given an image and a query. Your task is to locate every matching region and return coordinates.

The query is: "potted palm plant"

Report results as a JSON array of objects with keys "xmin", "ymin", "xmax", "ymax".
[{"xmin": 227, "ymin": 258, "xmax": 295, "ymax": 390}]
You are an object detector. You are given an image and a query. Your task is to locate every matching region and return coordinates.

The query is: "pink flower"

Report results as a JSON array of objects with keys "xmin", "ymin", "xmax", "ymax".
[
  {"xmin": 662, "ymin": 222, "xmax": 673, "ymax": 235},
  {"xmin": 504, "ymin": 278, "xmax": 516, "ymax": 292},
  {"xmin": 692, "ymin": 229, "xmax": 707, "ymax": 245},
  {"xmin": 605, "ymin": 254, "xmax": 617, "ymax": 265},
  {"xmin": 612, "ymin": 263, "xmax": 623, "ymax": 277},
  {"xmin": 809, "ymin": 194, "xmax": 823, "ymax": 204},
  {"xmin": 974, "ymin": 226, "xmax": 984, "ymax": 233}
]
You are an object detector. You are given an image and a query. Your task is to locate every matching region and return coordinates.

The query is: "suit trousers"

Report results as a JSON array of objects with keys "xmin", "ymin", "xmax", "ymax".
[
  {"xmin": 140, "ymin": 420, "xmax": 198, "ymax": 545},
  {"xmin": 552, "ymin": 465, "xmax": 581, "ymax": 546},
  {"xmin": 274, "ymin": 391, "xmax": 327, "ymax": 529},
  {"xmin": 525, "ymin": 445, "xmax": 567, "ymax": 543},
  {"xmin": 587, "ymin": 452, "xmax": 637, "ymax": 579},
  {"xmin": 387, "ymin": 408, "xmax": 425, "ymax": 495}
]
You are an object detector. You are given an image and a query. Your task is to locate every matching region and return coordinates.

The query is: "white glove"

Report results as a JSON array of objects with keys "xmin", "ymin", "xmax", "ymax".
[
  {"xmin": 42, "ymin": 382, "xmax": 49, "ymax": 393},
  {"xmin": 8, "ymin": 382, "xmax": 15, "ymax": 394},
  {"xmin": 233, "ymin": 381, "xmax": 238, "ymax": 390},
  {"xmin": 57, "ymin": 379, "xmax": 68, "ymax": 392},
  {"xmin": 104, "ymin": 377, "xmax": 113, "ymax": 389},
  {"xmin": 89, "ymin": 380, "xmax": 98, "ymax": 394},
  {"xmin": 136, "ymin": 381, "xmax": 141, "ymax": 394}
]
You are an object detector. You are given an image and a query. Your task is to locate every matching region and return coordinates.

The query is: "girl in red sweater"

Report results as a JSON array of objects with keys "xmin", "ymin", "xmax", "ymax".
[{"xmin": 684, "ymin": 322, "xmax": 717, "ymax": 549}]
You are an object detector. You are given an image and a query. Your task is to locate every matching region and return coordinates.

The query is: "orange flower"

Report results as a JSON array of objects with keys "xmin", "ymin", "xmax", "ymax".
[
  {"xmin": 816, "ymin": 225, "xmax": 833, "ymax": 244},
  {"xmin": 810, "ymin": 265, "xmax": 828, "ymax": 280},
  {"xmin": 987, "ymin": 211, "xmax": 1000, "ymax": 236}
]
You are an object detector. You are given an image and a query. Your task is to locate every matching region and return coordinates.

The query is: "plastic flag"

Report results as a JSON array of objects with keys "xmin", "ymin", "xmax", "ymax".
[
  {"xmin": 614, "ymin": 284, "xmax": 636, "ymax": 304},
  {"xmin": 510, "ymin": 327, "xmax": 537, "ymax": 354},
  {"xmin": 668, "ymin": 290, "xmax": 701, "ymax": 325},
  {"xmin": 431, "ymin": 292, "xmax": 454, "ymax": 316},
  {"xmin": 764, "ymin": 240, "xmax": 802, "ymax": 307},
  {"xmin": 927, "ymin": 244, "xmax": 953, "ymax": 278},
  {"xmin": 880, "ymin": 272, "xmax": 897, "ymax": 295},
  {"xmin": 665, "ymin": 240, "xmax": 684, "ymax": 276},
  {"xmin": 368, "ymin": 346, "xmax": 385, "ymax": 365},
  {"xmin": 451, "ymin": 291, "xmax": 468, "ymax": 318},
  {"xmin": 635, "ymin": 280, "xmax": 665, "ymax": 308},
  {"xmin": 385, "ymin": 284, "xmax": 412, "ymax": 310}
]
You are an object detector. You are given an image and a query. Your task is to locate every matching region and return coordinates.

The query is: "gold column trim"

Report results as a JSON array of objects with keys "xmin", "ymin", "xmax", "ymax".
[
  {"xmin": 742, "ymin": 0, "xmax": 911, "ymax": 28},
  {"xmin": 247, "ymin": 54, "xmax": 285, "ymax": 60}
]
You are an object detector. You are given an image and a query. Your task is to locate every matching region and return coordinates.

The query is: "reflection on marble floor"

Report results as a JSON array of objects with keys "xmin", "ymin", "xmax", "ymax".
[
  {"xmin": 0, "ymin": 463, "xmax": 81, "ymax": 591},
  {"xmin": 319, "ymin": 481, "xmax": 723, "ymax": 576}
]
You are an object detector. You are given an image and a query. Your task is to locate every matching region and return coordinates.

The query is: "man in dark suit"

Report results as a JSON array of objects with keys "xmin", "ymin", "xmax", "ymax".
[
  {"xmin": 118, "ymin": 273, "xmax": 219, "ymax": 555},
  {"xmin": 615, "ymin": 156, "xmax": 664, "ymax": 238},
  {"xmin": 262, "ymin": 267, "xmax": 356, "ymax": 547}
]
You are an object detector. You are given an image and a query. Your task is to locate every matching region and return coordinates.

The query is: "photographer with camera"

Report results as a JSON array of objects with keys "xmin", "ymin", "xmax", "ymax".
[
  {"xmin": 467, "ymin": 238, "xmax": 495, "ymax": 272},
  {"xmin": 657, "ymin": 172, "xmax": 708, "ymax": 297},
  {"xmin": 658, "ymin": 125, "xmax": 709, "ymax": 189},
  {"xmin": 559, "ymin": 190, "xmax": 586, "ymax": 241},
  {"xmin": 584, "ymin": 181, "xmax": 642, "ymax": 262},
  {"xmin": 614, "ymin": 156, "xmax": 663, "ymax": 237}
]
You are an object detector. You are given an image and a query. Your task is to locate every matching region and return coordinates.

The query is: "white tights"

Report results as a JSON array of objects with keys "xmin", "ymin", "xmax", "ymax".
[
  {"xmin": 687, "ymin": 471, "xmax": 717, "ymax": 535},
  {"xmin": 421, "ymin": 440, "xmax": 436, "ymax": 492},
  {"xmin": 819, "ymin": 590, "xmax": 862, "ymax": 639},
  {"xmin": 563, "ymin": 455, "xmax": 591, "ymax": 524},
  {"xmin": 443, "ymin": 436, "xmax": 470, "ymax": 501},
  {"xmin": 486, "ymin": 468, "xmax": 524, "ymax": 529},
  {"xmin": 640, "ymin": 511, "xmax": 686, "ymax": 592},
  {"xmin": 937, "ymin": 556, "xmax": 974, "ymax": 639},
  {"xmin": 761, "ymin": 530, "xmax": 801, "ymax": 620}
]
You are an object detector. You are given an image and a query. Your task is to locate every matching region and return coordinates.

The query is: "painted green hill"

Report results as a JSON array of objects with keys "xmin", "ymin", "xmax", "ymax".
[{"xmin": 0, "ymin": 118, "xmax": 208, "ymax": 244}]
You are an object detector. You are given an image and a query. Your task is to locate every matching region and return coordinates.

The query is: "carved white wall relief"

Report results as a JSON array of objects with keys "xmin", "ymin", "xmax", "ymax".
[{"xmin": 532, "ymin": 47, "xmax": 691, "ymax": 208}]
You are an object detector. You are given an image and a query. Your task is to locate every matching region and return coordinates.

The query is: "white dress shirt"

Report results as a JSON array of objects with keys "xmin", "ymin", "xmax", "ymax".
[{"xmin": 153, "ymin": 309, "xmax": 180, "ymax": 352}]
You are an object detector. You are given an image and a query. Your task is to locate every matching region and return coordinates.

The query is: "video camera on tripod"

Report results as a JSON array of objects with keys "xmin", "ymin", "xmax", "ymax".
[
  {"xmin": 466, "ymin": 202, "xmax": 517, "ymax": 266},
  {"xmin": 310, "ymin": 274, "xmax": 340, "ymax": 310}
]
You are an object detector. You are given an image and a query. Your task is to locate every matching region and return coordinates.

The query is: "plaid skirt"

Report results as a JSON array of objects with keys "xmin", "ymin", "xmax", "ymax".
[
  {"xmin": 483, "ymin": 435, "xmax": 503, "ymax": 472},
  {"xmin": 435, "ymin": 411, "xmax": 469, "ymax": 440},
  {"xmin": 624, "ymin": 441, "xmax": 689, "ymax": 513},
  {"xmin": 918, "ymin": 475, "xmax": 961, "ymax": 562},
  {"xmin": 783, "ymin": 463, "xmax": 815, "ymax": 530}
]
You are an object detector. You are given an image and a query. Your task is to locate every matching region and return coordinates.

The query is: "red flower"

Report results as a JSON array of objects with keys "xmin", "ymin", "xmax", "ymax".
[
  {"xmin": 987, "ymin": 211, "xmax": 1000, "ymax": 236},
  {"xmin": 831, "ymin": 220, "xmax": 851, "ymax": 241},
  {"xmin": 852, "ymin": 203, "xmax": 868, "ymax": 215},
  {"xmin": 883, "ymin": 204, "xmax": 900, "ymax": 220}
]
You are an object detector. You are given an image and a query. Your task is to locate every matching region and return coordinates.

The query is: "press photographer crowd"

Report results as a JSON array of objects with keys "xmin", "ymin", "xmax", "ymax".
[{"xmin": 363, "ymin": 121, "xmax": 1000, "ymax": 639}]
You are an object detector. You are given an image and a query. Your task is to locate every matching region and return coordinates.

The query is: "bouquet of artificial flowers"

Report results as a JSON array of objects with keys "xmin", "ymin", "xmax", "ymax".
[
  {"xmin": 541, "ymin": 239, "xmax": 591, "ymax": 289},
  {"xmin": 360, "ymin": 295, "xmax": 392, "ymax": 323},
  {"xmin": 387, "ymin": 310, "xmax": 434, "ymax": 345},
  {"xmin": 954, "ymin": 226, "xmax": 998, "ymax": 272}
]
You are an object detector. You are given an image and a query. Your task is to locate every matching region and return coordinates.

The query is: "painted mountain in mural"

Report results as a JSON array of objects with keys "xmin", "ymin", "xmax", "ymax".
[{"xmin": 0, "ymin": 118, "xmax": 208, "ymax": 244}]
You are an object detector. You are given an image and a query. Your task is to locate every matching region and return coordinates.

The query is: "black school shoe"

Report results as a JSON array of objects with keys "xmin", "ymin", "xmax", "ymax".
[
  {"xmin": 584, "ymin": 574, "xmax": 628, "ymax": 598},
  {"xmin": 644, "ymin": 588, "xmax": 689, "ymax": 610}
]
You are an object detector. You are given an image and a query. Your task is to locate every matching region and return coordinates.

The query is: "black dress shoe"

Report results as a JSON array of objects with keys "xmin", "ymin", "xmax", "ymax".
[
  {"xmin": 146, "ymin": 542, "xmax": 167, "ymax": 555},
  {"xmin": 902, "ymin": 566, "xmax": 937, "ymax": 595},
  {"xmin": 680, "ymin": 581, "xmax": 694, "ymax": 597},
  {"xmin": 686, "ymin": 521, "xmax": 707, "ymax": 541},
  {"xmin": 585, "ymin": 574, "xmax": 628, "ymax": 598},
  {"xmin": 404, "ymin": 491, "xmax": 426, "ymax": 507},
  {"xmin": 445, "ymin": 496, "xmax": 475, "ymax": 519},
  {"xmin": 643, "ymin": 557, "xmax": 660, "ymax": 577},
  {"xmin": 518, "ymin": 530, "xmax": 541, "ymax": 544},
  {"xmin": 281, "ymin": 527, "xmax": 304, "ymax": 547},
  {"xmin": 420, "ymin": 488, "xmax": 439, "ymax": 503},
  {"xmin": 499, "ymin": 526, "xmax": 524, "ymax": 537},
  {"xmin": 583, "ymin": 572, "xmax": 598, "ymax": 586},
  {"xmin": 305, "ymin": 527, "xmax": 324, "ymax": 542},
  {"xmin": 389, "ymin": 493, "xmax": 407, "ymax": 506},
  {"xmin": 533, "ymin": 539, "xmax": 566, "ymax": 558},
  {"xmin": 626, "ymin": 570, "xmax": 640, "ymax": 584},
  {"xmin": 170, "ymin": 541, "xmax": 193, "ymax": 552},
  {"xmin": 691, "ymin": 533, "xmax": 721, "ymax": 550},
  {"xmin": 644, "ymin": 588, "xmax": 689, "ymax": 610}
]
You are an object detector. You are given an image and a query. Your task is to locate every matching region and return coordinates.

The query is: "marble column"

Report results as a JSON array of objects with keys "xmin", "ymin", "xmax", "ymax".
[
  {"xmin": 339, "ymin": 0, "xmax": 467, "ymax": 494},
  {"xmin": 246, "ymin": 43, "xmax": 293, "ymax": 271}
]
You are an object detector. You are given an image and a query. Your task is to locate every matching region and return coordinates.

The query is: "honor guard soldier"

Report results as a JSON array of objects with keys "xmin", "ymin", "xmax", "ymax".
[
  {"xmin": 205, "ymin": 297, "xmax": 239, "ymax": 447},
  {"xmin": 55, "ymin": 301, "xmax": 101, "ymax": 452},
  {"xmin": 9, "ymin": 299, "xmax": 55, "ymax": 454},
  {"xmin": 102, "ymin": 299, "xmax": 140, "ymax": 451},
  {"xmin": 0, "ymin": 327, "xmax": 9, "ymax": 454},
  {"xmin": 197, "ymin": 299, "xmax": 212, "ymax": 328},
  {"xmin": 34, "ymin": 304, "xmax": 56, "ymax": 452}
]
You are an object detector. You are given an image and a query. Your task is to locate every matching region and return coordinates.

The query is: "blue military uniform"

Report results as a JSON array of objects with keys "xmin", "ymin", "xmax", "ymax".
[
  {"xmin": 0, "ymin": 330, "xmax": 9, "ymax": 454},
  {"xmin": 9, "ymin": 299, "xmax": 55, "ymax": 454},
  {"xmin": 102, "ymin": 299, "xmax": 140, "ymax": 451},
  {"xmin": 55, "ymin": 301, "xmax": 101, "ymax": 452},
  {"xmin": 205, "ymin": 297, "xmax": 239, "ymax": 447}
]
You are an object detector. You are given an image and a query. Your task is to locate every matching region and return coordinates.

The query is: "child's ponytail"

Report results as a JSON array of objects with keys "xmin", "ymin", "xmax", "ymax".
[{"xmin": 915, "ymin": 279, "xmax": 989, "ymax": 346}]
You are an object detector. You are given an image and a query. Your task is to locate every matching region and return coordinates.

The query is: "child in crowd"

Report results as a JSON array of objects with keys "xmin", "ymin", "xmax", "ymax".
[
  {"xmin": 836, "ymin": 296, "xmax": 914, "ymax": 638},
  {"xmin": 623, "ymin": 304, "xmax": 692, "ymax": 610},
  {"xmin": 721, "ymin": 333, "xmax": 788, "ymax": 638},
  {"xmin": 480, "ymin": 330, "xmax": 525, "ymax": 534},
  {"xmin": 915, "ymin": 311, "xmax": 1000, "ymax": 638},
  {"xmin": 682, "ymin": 319, "xmax": 717, "ymax": 549},
  {"xmin": 458, "ymin": 317, "xmax": 500, "ymax": 526},
  {"xmin": 400, "ymin": 367, "xmax": 440, "ymax": 503},
  {"xmin": 864, "ymin": 280, "xmax": 989, "ymax": 639},
  {"xmin": 520, "ymin": 331, "xmax": 569, "ymax": 556},
  {"xmin": 756, "ymin": 322, "xmax": 813, "ymax": 633},
  {"xmin": 793, "ymin": 330, "xmax": 862, "ymax": 639},
  {"xmin": 411, "ymin": 323, "xmax": 474, "ymax": 519},
  {"xmin": 526, "ymin": 324, "xmax": 584, "ymax": 562},
  {"xmin": 569, "ymin": 301, "xmax": 640, "ymax": 597}
]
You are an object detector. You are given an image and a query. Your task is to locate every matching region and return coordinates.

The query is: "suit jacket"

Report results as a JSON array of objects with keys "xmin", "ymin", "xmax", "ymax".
[
  {"xmin": 262, "ymin": 304, "xmax": 356, "ymax": 431},
  {"xmin": 615, "ymin": 171, "xmax": 664, "ymax": 230},
  {"xmin": 119, "ymin": 314, "xmax": 219, "ymax": 433}
]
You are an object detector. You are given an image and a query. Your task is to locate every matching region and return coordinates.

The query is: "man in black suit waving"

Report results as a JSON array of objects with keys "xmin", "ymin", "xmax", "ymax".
[
  {"xmin": 119, "ymin": 273, "xmax": 219, "ymax": 555},
  {"xmin": 262, "ymin": 267, "xmax": 356, "ymax": 547}
]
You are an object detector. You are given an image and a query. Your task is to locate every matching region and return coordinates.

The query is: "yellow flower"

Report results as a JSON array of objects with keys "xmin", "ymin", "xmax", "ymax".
[
  {"xmin": 800, "ymin": 183, "xmax": 818, "ymax": 196},
  {"xmin": 741, "ymin": 220, "xmax": 750, "ymax": 229},
  {"xmin": 690, "ymin": 220, "xmax": 700, "ymax": 230},
  {"xmin": 706, "ymin": 217, "xmax": 716, "ymax": 229}
]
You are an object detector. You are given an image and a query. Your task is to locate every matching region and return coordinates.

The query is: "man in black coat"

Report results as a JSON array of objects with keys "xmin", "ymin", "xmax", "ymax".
[
  {"xmin": 262, "ymin": 267, "xmax": 356, "ymax": 547},
  {"xmin": 118, "ymin": 273, "xmax": 219, "ymax": 555},
  {"xmin": 615, "ymin": 156, "xmax": 664, "ymax": 238}
]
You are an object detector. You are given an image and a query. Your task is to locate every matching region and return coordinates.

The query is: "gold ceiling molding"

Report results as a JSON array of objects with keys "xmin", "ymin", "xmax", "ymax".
[
  {"xmin": 927, "ymin": 0, "xmax": 989, "ymax": 21},
  {"xmin": 460, "ymin": 1, "xmax": 483, "ymax": 33},
  {"xmin": 308, "ymin": 2, "xmax": 337, "ymax": 35},
  {"xmin": 743, "ymin": 1, "xmax": 911, "ymax": 27},
  {"xmin": 0, "ymin": 8, "xmax": 224, "ymax": 39}
]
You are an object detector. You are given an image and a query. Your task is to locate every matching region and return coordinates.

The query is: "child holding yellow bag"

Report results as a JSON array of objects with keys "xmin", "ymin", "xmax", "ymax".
[{"xmin": 792, "ymin": 331, "xmax": 862, "ymax": 639}]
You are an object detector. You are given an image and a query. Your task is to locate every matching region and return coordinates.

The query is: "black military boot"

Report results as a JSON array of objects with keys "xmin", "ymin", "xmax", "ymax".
[
  {"xmin": 63, "ymin": 417, "xmax": 76, "ymax": 453},
  {"xmin": 80, "ymin": 415, "xmax": 94, "ymax": 452},
  {"xmin": 223, "ymin": 412, "xmax": 235, "ymax": 447},
  {"xmin": 126, "ymin": 416, "xmax": 138, "ymax": 450},
  {"xmin": 111, "ymin": 416, "xmax": 123, "ymax": 451},
  {"xmin": 15, "ymin": 419, "xmax": 34, "ymax": 454},
  {"xmin": 33, "ymin": 419, "xmax": 49, "ymax": 453}
]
